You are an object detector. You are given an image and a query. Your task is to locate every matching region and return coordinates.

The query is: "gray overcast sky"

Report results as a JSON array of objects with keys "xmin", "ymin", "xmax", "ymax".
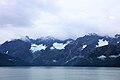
[{"xmin": 0, "ymin": 0, "xmax": 120, "ymax": 43}]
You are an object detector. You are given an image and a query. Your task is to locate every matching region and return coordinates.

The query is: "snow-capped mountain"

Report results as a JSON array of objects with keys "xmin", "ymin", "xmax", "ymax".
[{"xmin": 0, "ymin": 33, "xmax": 120, "ymax": 66}]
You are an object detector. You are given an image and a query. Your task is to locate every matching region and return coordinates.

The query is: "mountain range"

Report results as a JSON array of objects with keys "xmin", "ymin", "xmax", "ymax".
[{"xmin": 0, "ymin": 33, "xmax": 120, "ymax": 67}]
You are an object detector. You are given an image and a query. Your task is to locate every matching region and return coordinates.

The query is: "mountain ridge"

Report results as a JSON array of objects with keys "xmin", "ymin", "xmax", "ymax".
[{"xmin": 0, "ymin": 33, "xmax": 120, "ymax": 66}]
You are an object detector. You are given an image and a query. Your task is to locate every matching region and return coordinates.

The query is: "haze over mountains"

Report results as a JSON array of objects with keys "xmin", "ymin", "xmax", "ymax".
[{"xmin": 0, "ymin": 33, "xmax": 120, "ymax": 66}]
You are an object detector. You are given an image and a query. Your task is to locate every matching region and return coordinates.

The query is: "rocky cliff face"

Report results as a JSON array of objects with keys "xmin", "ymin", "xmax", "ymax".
[
  {"xmin": 0, "ymin": 53, "xmax": 30, "ymax": 66},
  {"xmin": 0, "ymin": 39, "xmax": 32, "ymax": 62}
]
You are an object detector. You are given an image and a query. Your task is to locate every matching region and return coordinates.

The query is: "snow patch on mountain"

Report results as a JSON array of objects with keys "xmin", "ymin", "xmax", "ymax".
[
  {"xmin": 81, "ymin": 45, "xmax": 87, "ymax": 50},
  {"xmin": 5, "ymin": 51, "xmax": 8, "ymax": 54},
  {"xmin": 52, "ymin": 43, "xmax": 67, "ymax": 50},
  {"xmin": 97, "ymin": 55, "xmax": 106, "ymax": 60},
  {"xmin": 109, "ymin": 54, "xmax": 120, "ymax": 58},
  {"xmin": 51, "ymin": 41, "xmax": 70, "ymax": 50},
  {"xmin": 52, "ymin": 60, "xmax": 57, "ymax": 62},
  {"xmin": 30, "ymin": 44, "xmax": 46, "ymax": 52},
  {"xmin": 50, "ymin": 46, "xmax": 55, "ymax": 50},
  {"xmin": 96, "ymin": 39, "xmax": 108, "ymax": 47},
  {"xmin": 65, "ymin": 56, "xmax": 78, "ymax": 64}
]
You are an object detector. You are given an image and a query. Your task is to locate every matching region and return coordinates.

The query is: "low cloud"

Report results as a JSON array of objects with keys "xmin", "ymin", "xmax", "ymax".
[{"xmin": 0, "ymin": 0, "xmax": 120, "ymax": 43}]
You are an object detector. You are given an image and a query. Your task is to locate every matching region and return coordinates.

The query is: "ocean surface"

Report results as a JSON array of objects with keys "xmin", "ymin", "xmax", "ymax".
[{"xmin": 0, "ymin": 67, "xmax": 120, "ymax": 80}]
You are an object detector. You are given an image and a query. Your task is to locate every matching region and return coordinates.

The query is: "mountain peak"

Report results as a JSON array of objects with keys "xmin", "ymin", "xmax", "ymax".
[
  {"xmin": 115, "ymin": 34, "xmax": 120, "ymax": 38},
  {"xmin": 20, "ymin": 36, "xmax": 31, "ymax": 42},
  {"xmin": 87, "ymin": 33, "xmax": 98, "ymax": 36},
  {"xmin": 39, "ymin": 36, "xmax": 56, "ymax": 41}
]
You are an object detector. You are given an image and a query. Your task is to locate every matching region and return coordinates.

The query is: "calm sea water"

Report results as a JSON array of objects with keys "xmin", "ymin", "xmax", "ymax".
[{"xmin": 0, "ymin": 67, "xmax": 120, "ymax": 80}]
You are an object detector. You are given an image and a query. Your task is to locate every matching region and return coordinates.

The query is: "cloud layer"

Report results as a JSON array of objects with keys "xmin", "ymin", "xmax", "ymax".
[{"xmin": 0, "ymin": 0, "xmax": 120, "ymax": 43}]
